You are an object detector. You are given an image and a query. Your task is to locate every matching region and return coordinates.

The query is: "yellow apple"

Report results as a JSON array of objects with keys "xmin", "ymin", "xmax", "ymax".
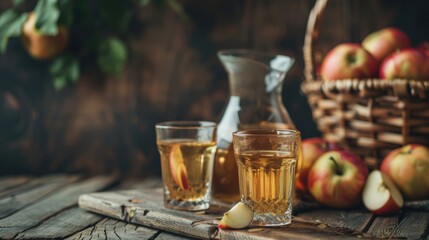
[
  {"xmin": 21, "ymin": 12, "xmax": 69, "ymax": 60},
  {"xmin": 380, "ymin": 144, "xmax": 429, "ymax": 200}
]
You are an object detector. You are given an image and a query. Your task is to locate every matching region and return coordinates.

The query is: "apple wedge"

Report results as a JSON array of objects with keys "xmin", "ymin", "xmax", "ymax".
[
  {"xmin": 170, "ymin": 144, "xmax": 189, "ymax": 190},
  {"xmin": 363, "ymin": 170, "xmax": 403, "ymax": 215},
  {"xmin": 218, "ymin": 202, "xmax": 254, "ymax": 229}
]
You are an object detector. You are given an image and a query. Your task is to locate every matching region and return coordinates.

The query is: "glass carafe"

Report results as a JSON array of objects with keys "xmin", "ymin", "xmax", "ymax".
[{"xmin": 212, "ymin": 49, "xmax": 297, "ymax": 203}]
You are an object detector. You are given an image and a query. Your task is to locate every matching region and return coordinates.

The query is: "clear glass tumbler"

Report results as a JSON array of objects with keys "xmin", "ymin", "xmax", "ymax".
[
  {"xmin": 233, "ymin": 129, "xmax": 300, "ymax": 226},
  {"xmin": 156, "ymin": 121, "xmax": 217, "ymax": 211}
]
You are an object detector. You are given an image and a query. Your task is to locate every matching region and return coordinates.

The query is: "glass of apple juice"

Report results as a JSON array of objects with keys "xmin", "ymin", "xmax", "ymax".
[
  {"xmin": 155, "ymin": 121, "xmax": 217, "ymax": 211},
  {"xmin": 232, "ymin": 129, "xmax": 301, "ymax": 226}
]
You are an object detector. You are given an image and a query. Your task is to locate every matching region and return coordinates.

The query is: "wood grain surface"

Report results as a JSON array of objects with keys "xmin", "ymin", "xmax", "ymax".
[{"xmin": 0, "ymin": 174, "xmax": 428, "ymax": 239}]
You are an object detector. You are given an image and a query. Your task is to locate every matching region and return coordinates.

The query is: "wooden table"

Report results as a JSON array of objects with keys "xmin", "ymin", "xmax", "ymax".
[{"xmin": 0, "ymin": 174, "xmax": 428, "ymax": 239}]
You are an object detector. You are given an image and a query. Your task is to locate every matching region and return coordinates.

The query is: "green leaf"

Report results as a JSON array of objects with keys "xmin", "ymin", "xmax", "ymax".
[
  {"xmin": 139, "ymin": 0, "xmax": 152, "ymax": 6},
  {"xmin": 34, "ymin": 0, "xmax": 60, "ymax": 35},
  {"xmin": 0, "ymin": 10, "xmax": 28, "ymax": 53},
  {"xmin": 53, "ymin": 76, "xmax": 67, "ymax": 90},
  {"xmin": 97, "ymin": 37, "xmax": 127, "ymax": 76},
  {"xmin": 49, "ymin": 53, "xmax": 80, "ymax": 90},
  {"xmin": 0, "ymin": 10, "xmax": 28, "ymax": 37},
  {"xmin": 13, "ymin": 0, "xmax": 25, "ymax": 6},
  {"xmin": 57, "ymin": 0, "xmax": 73, "ymax": 27}
]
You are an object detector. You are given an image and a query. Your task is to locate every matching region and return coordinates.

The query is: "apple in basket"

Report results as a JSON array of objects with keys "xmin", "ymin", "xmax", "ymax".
[
  {"xmin": 380, "ymin": 144, "xmax": 429, "ymax": 200},
  {"xmin": 296, "ymin": 138, "xmax": 342, "ymax": 192},
  {"xmin": 380, "ymin": 49, "xmax": 429, "ymax": 80},
  {"xmin": 362, "ymin": 27, "xmax": 411, "ymax": 62},
  {"xmin": 362, "ymin": 170, "xmax": 403, "ymax": 215},
  {"xmin": 169, "ymin": 144, "xmax": 190, "ymax": 190},
  {"xmin": 320, "ymin": 43, "xmax": 378, "ymax": 81},
  {"xmin": 21, "ymin": 12, "xmax": 69, "ymax": 60},
  {"xmin": 308, "ymin": 150, "xmax": 368, "ymax": 208}
]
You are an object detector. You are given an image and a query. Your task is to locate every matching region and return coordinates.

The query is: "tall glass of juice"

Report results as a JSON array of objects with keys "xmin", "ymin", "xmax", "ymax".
[{"xmin": 233, "ymin": 129, "xmax": 300, "ymax": 226}]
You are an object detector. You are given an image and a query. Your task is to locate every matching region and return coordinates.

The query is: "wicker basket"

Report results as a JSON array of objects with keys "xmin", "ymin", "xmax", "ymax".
[{"xmin": 301, "ymin": 0, "xmax": 429, "ymax": 168}]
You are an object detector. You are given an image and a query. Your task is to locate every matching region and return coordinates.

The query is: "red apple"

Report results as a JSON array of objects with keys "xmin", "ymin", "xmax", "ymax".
[
  {"xmin": 380, "ymin": 49, "xmax": 429, "ymax": 80},
  {"xmin": 308, "ymin": 150, "xmax": 368, "ymax": 208},
  {"xmin": 169, "ymin": 144, "xmax": 189, "ymax": 190},
  {"xmin": 362, "ymin": 170, "xmax": 403, "ymax": 215},
  {"xmin": 362, "ymin": 27, "xmax": 411, "ymax": 62},
  {"xmin": 380, "ymin": 144, "xmax": 429, "ymax": 200},
  {"xmin": 296, "ymin": 138, "xmax": 341, "ymax": 192},
  {"xmin": 218, "ymin": 202, "xmax": 254, "ymax": 229},
  {"xmin": 21, "ymin": 12, "xmax": 69, "ymax": 60},
  {"xmin": 320, "ymin": 43, "xmax": 378, "ymax": 81}
]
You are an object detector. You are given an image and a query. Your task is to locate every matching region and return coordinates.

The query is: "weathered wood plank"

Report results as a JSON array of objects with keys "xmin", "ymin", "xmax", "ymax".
[
  {"xmin": 15, "ymin": 207, "xmax": 102, "ymax": 239},
  {"xmin": 297, "ymin": 209, "xmax": 373, "ymax": 232},
  {"xmin": 0, "ymin": 176, "xmax": 29, "ymax": 193},
  {"xmin": 155, "ymin": 231, "xmax": 194, "ymax": 240},
  {"xmin": 367, "ymin": 211, "xmax": 429, "ymax": 239},
  {"xmin": 66, "ymin": 218, "xmax": 159, "ymax": 240},
  {"xmin": 0, "ymin": 175, "xmax": 80, "ymax": 219},
  {"xmin": 0, "ymin": 175, "xmax": 65, "ymax": 198},
  {"xmin": 79, "ymin": 189, "xmax": 220, "ymax": 240},
  {"xmin": 0, "ymin": 176, "xmax": 117, "ymax": 239}
]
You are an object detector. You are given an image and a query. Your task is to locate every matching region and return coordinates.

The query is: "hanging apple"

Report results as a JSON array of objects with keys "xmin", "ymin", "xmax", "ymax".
[{"xmin": 21, "ymin": 12, "xmax": 69, "ymax": 60}]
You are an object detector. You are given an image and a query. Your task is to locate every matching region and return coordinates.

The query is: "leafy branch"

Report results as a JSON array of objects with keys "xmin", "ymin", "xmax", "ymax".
[{"xmin": 0, "ymin": 0, "xmax": 186, "ymax": 90}]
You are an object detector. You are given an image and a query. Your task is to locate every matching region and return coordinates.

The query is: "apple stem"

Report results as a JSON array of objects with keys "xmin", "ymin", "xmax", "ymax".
[{"xmin": 329, "ymin": 156, "xmax": 343, "ymax": 175}]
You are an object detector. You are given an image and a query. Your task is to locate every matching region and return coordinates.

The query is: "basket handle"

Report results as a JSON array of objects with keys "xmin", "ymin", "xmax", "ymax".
[{"xmin": 303, "ymin": 0, "xmax": 328, "ymax": 82}]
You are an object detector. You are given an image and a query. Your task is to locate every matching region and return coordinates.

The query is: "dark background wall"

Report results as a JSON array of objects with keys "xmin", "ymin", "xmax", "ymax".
[{"xmin": 1, "ymin": 0, "xmax": 428, "ymax": 177}]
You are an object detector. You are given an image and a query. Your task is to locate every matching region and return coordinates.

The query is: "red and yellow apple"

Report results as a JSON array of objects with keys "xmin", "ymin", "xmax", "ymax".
[
  {"xmin": 308, "ymin": 150, "xmax": 368, "ymax": 208},
  {"xmin": 320, "ymin": 43, "xmax": 378, "ymax": 81},
  {"xmin": 218, "ymin": 202, "xmax": 254, "ymax": 229},
  {"xmin": 379, "ymin": 49, "xmax": 429, "ymax": 80},
  {"xmin": 21, "ymin": 12, "xmax": 69, "ymax": 60},
  {"xmin": 380, "ymin": 144, "xmax": 429, "ymax": 200},
  {"xmin": 362, "ymin": 27, "xmax": 411, "ymax": 62},
  {"xmin": 362, "ymin": 170, "xmax": 403, "ymax": 215},
  {"xmin": 296, "ymin": 138, "xmax": 341, "ymax": 192},
  {"xmin": 170, "ymin": 144, "xmax": 189, "ymax": 190}
]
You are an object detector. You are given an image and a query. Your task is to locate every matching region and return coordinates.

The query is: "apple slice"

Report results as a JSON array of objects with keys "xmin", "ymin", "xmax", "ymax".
[
  {"xmin": 170, "ymin": 144, "xmax": 189, "ymax": 190},
  {"xmin": 363, "ymin": 170, "xmax": 403, "ymax": 215},
  {"xmin": 218, "ymin": 202, "xmax": 254, "ymax": 229}
]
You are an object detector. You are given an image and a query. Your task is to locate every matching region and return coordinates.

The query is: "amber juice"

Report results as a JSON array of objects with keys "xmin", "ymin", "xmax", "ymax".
[
  {"xmin": 157, "ymin": 139, "xmax": 216, "ymax": 210},
  {"xmin": 236, "ymin": 150, "xmax": 296, "ymax": 218},
  {"xmin": 212, "ymin": 145, "xmax": 240, "ymax": 202},
  {"xmin": 212, "ymin": 122, "xmax": 297, "ymax": 203}
]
